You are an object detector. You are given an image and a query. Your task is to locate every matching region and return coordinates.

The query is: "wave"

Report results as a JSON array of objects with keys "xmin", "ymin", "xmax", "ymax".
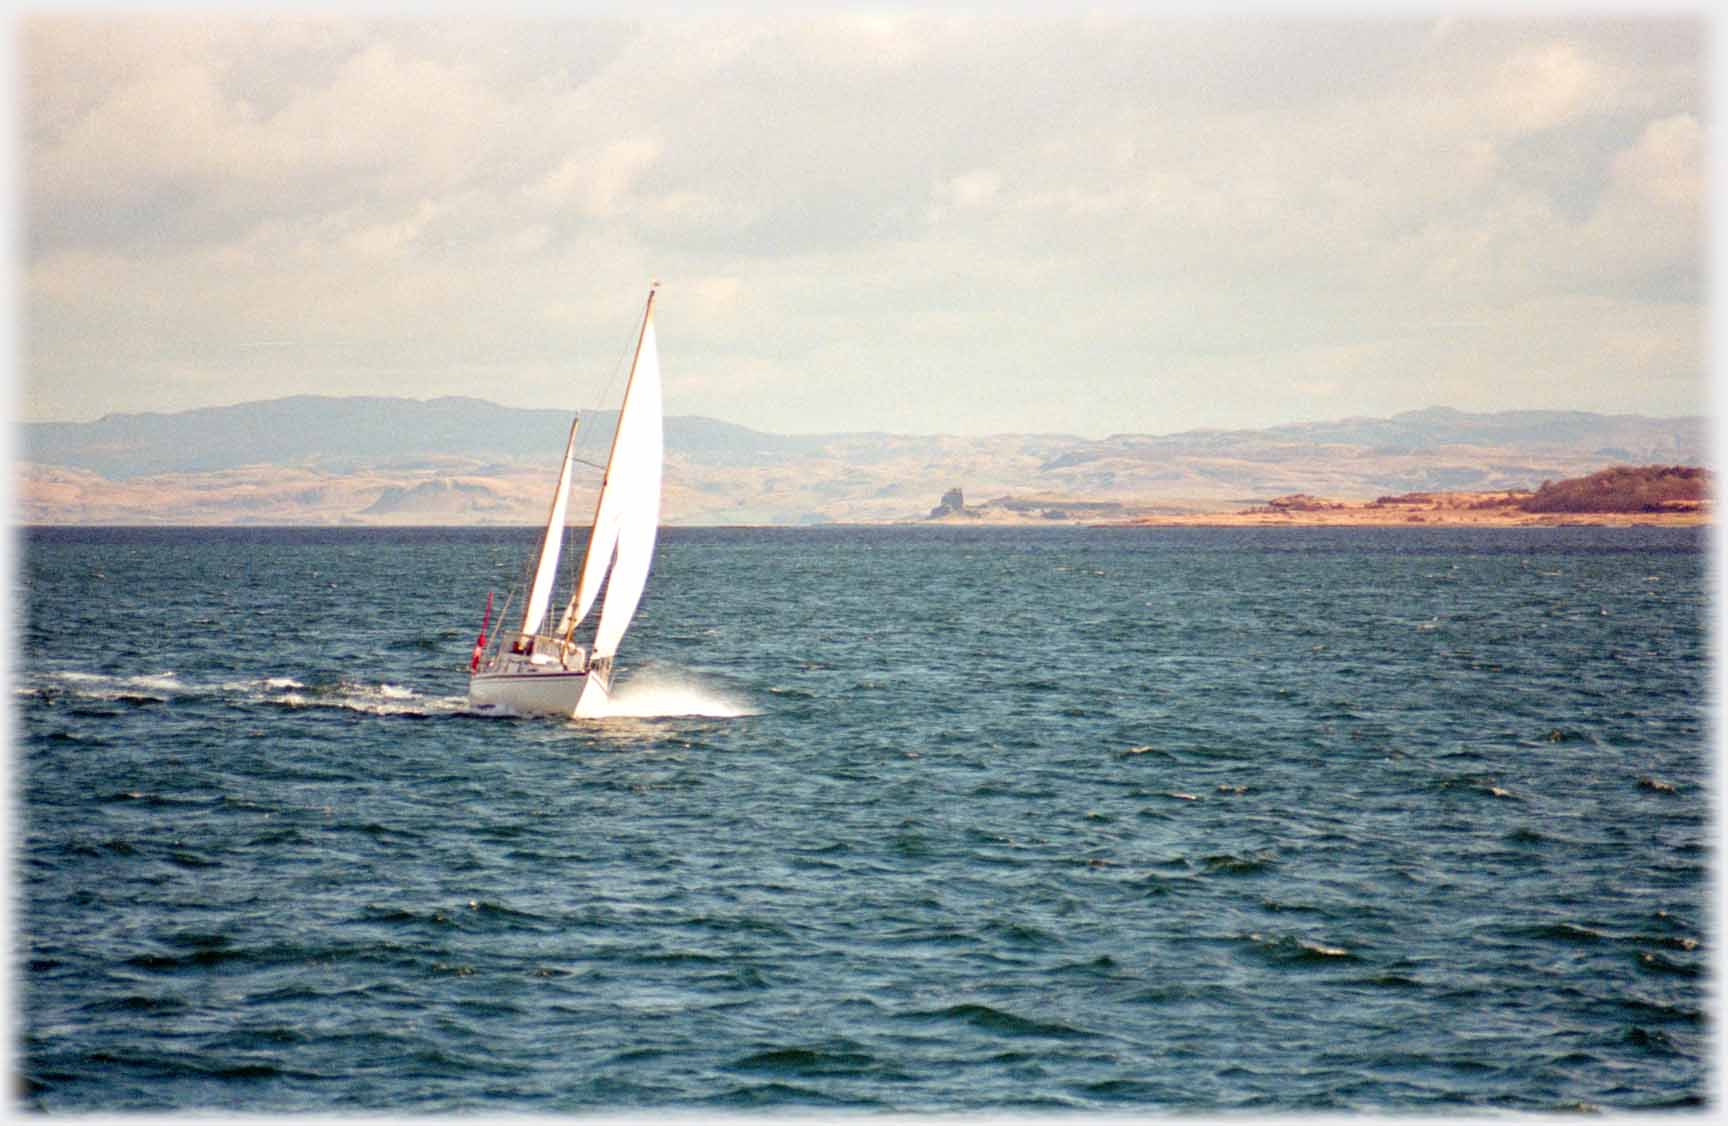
[
  {"xmin": 269, "ymin": 680, "xmax": 464, "ymax": 718},
  {"xmin": 1240, "ymin": 932, "xmax": 1359, "ymax": 965},
  {"xmin": 726, "ymin": 1045, "xmax": 880, "ymax": 1077},
  {"xmin": 27, "ymin": 669, "xmax": 187, "ymax": 703},
  {"xmin": 901, "ymin": 1002, "xmax": 1098, "ymax": 1040},
  {"xmin": 29, "ymin": 668, "xmax": 468, "ymax": 719}
]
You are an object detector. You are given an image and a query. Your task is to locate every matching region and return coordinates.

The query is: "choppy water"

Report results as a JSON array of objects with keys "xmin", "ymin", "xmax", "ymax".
[{"xmin": 16, "ymin": 525, "xmax": 1711, "ymax": 1113}]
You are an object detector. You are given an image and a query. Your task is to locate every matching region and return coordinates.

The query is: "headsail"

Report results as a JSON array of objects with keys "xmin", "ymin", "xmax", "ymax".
[
  {"xmin": 560, "ymin": 288, "xmax": 663, "ymax": 657},
  {"xmin": 519, "ymin": 417, "xmax": 580, "ymax": 639},
  {"xmin": 469, "ymin": 282, "xmax": 665, "ymax": 720},
  {"xmin": 589, "ymin": 318, "xmax": 662, "ymax": 657}
]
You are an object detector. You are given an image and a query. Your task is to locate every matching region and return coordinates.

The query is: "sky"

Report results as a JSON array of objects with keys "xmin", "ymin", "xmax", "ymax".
[{"xmin": 17, "ymin": 10, "xmax": 1709, "ymax": 438}]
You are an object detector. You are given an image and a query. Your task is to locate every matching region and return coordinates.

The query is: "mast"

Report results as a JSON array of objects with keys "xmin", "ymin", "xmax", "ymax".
[
  {"xmin": 518, "ymin": 415, "xmax": 582, "ymax": 640},
  {"xmin": 561, "ymin": 282, "xmax": 660, "ymax": 643}
]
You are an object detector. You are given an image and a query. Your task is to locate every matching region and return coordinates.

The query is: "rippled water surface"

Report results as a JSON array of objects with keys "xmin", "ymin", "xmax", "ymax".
[{"xmin": 17, "ymin": 525, "xmax": 1711, "ymax": 1112}]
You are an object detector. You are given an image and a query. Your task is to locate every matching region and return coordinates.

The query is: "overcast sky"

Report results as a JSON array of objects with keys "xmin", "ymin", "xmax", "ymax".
[{"xmin": 19, "ymin": 11, "xmax": 1706, "ymax": 437}]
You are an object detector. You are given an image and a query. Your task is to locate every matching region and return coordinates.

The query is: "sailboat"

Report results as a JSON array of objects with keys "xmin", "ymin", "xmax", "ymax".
[{"xmin": 467, "ymin": 284, "xmax": 663, "ymax": 719}]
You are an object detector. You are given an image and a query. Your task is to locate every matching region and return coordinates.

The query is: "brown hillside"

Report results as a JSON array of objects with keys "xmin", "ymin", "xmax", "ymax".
[{"xmin": 1520, "ymin": 465, "xmax": 1707, "ymax": 514}]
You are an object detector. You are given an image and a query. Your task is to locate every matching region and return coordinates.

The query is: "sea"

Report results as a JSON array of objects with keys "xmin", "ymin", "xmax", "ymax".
[{"xmin": 14, "ymin": 524, "xmax": 1713, "ymax": 1115}]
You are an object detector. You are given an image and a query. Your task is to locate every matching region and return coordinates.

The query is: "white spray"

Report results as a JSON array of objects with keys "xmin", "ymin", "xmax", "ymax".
[{"xmin": 599, "ymin": 669, "xmax": 756, "ymax": 719}]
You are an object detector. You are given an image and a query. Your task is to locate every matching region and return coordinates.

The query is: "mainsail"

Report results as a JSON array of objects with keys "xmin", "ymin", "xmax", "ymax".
[
  {"xmin": 519, "ymin": 417, "xmax": 580, "ymax": 639},
  {"xmin": 560, "ymin": 290, "xmax": 663, "ymax": 657},
  {"xmin": 468, "ymin": 282, "xmax": 664, "ymax": 720}
]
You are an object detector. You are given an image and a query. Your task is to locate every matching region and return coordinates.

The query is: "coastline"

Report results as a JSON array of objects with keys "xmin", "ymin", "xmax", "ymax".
[
  {"xmin": 1119, "ymin": 489, "xmax": 1708, "ymax": 528},
  {"xmin": 922, "ymin": 489, "xmax": 1709, "ymax": 529},
  {"xmin": 16, "ymin": 489, "xmax": 1710, "ymax": 531},
  {"xmin": 1115, "ymin": 508, "xmax": 1708, "ymax": 529},
  {"xmin": 1113, "ymin": 511, "xmax": 1707, "ymax": 528}
]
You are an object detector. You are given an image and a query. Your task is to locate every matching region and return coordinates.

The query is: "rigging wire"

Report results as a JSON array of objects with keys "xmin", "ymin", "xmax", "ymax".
[{"xmin": 561, "ymin": 292, "xmax": 647, "ymax": 626}]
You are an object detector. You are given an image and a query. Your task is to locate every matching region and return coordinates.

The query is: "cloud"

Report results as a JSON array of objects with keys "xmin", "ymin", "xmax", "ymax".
[
  {"xmin": 525, "ymin": 138, "xmax": 664, "ymax": 217},
  {"xmin": 19, "ymin": 14, "xmax": 1706, "ymax": 435},
  {"xmin": 1613, "ymin": 113, "xmax": 1702, "ymax": 207},
  {"xmin": 1486, "ymin": 41, "xmax": 1606, "ymax": 133},
  {"xmin": 940, "ymin": 170, "xmax": 1001, "ymax": 210}
]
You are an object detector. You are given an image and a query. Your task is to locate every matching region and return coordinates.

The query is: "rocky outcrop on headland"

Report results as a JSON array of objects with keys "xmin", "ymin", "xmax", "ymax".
[
  {"xmin": 928, "ymin": 487, "xmax": 975, "ymax": 519},
  {"xmin": 923, "ymin": 489, "xmax": 1182, "ymax": 524}
]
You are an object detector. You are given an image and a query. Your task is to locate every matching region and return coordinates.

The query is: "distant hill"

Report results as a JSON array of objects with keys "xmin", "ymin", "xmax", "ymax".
[
  {"xmin": 1047, "ymin": 406, "xmax": 1703, "ymax": 477},
  {"xmin": 20, "ymin": 395, "xmax": 820, "ymax": 479},
  {"xmin": 15, "ymin": 397, "xmax": 1710, "ymax": 526}
]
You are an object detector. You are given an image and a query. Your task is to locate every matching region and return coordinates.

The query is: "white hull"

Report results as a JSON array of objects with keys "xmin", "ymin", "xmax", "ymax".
[
  {"xmin": 469, "ymin": 664, "xmax": 611, "ymax": 718},
  {"xmin": 463, "ymin": 284, "xmax": 660, "ymax": 723}
]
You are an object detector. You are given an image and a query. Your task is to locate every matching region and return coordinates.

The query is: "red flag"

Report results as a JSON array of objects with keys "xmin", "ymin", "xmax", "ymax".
[{"xmin": 470, "ymin": 591, "xmax": 493, "ymax": 672}]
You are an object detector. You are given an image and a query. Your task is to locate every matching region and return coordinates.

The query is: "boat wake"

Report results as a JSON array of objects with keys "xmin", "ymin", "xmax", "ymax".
[
  {"xmin": 26, "ymin": 669, "xmax": 468, "ymax": 718},
  {"xmin": 25, "ymin": 667, "xmax": 751, "ymax": 723},
  {"xmin": 599, "ymin": 670, "xmax": 758, "ymax": 719}
]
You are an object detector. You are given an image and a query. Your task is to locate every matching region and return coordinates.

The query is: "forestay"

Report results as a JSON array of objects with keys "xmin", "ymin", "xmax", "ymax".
[{"xmin": 559, "ymin": 307, "xmax": 663, "ymax": 657}]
